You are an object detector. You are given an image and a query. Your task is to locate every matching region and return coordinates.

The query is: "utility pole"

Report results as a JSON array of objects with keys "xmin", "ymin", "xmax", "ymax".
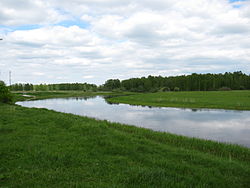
[
  {"xmin": 0, "ymin": 39, "xmax": 2, "ymax": 80},
  {"xmin": 9, "ymin": 71, "xmax": 11, "ymax": 86}
]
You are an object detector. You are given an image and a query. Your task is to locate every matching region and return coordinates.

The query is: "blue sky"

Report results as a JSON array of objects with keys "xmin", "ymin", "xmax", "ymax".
[
  {"xmin": 0, "ymin": 0, "xmax": 249, "ymax": 85},
  {"xmin": 229, "ymin": 0, "xmax": 246, "ymax": 2}
]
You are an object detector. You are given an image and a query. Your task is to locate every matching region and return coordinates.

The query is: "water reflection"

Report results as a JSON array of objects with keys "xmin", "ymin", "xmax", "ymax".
[{"xmin": 16, "ymin": 96, "xmax": 250, "ymax": 148}]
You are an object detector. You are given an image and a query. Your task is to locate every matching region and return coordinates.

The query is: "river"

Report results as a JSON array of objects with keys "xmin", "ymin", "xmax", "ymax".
[{"xmin": 16, "ymin": 96, "xmax": 250, "ymax": 148}]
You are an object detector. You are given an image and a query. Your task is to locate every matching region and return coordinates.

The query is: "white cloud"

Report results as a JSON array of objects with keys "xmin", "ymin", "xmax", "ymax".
[
  {"xmin": 32, "ymin": 72, "xmax": 45, "ymax": 76},
  {"xmin": 0, "ymin": 0, "xmax": 249, "ymax": 84},
  {"xmin": 0, "ymin": 0, "xmax": 66, "ymax": 26},
  {"xmin": 83, "ymin": 75, "xmax": 94, "ymax": 79}
]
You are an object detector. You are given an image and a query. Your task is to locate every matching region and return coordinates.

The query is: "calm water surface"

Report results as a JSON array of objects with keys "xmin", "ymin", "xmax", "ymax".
[{"xmin": 16, "ymin": 96, "xmax": 250, "ymax": 148}]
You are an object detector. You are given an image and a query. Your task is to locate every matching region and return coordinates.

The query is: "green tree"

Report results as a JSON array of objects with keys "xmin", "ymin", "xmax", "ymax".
[
  {"xmin": 0, "ymin": 81, "xmax": 13, "ymax": 103},
  {"xmin": 103, "ymin": 79, "xmax": 121, "ymax": 91}
]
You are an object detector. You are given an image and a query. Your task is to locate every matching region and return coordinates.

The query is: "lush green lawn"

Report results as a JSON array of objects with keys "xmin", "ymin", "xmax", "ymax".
[
  {"xmin": 107, "ymin": 90, "xmax": 250, "ymax": 110},
  {"xmin": 1, "ymin": 102, "xmax": 250, "ymax": 187}
]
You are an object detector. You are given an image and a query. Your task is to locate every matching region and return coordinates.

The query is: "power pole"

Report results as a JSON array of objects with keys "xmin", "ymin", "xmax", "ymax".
[
  {"xmin": 9, "ymin": 71, "xmax": 11, "ymax": 86},
  {"xmin": 0, "ymin": 39, "xmax": 2, "ymax": 80}
]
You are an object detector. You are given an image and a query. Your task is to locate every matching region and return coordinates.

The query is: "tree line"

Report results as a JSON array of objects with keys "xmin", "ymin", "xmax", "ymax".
[
  {"xmin": 11, "ymin": 83, "xmax": 97, "ymax": 92},
  {"xmin": 100, "ymin": 71, "xmax": 250, "ymax": 92},
  {"xmin": 9, "ymin": 71, "xmax": 250, "ymax": 92}
]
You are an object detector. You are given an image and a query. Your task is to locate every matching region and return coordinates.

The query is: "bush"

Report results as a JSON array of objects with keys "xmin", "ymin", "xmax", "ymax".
[
  {"xmin": 0, "ymin": 81, "xmax": 13, "ymax": 103},
  {"xmin": 149, "ymin": 88, "xmax": 158, "ymax": 93},
  {"xmin": 174, "ymin": 87, "xmax": 180, "ymax": 92},
  {"xmin": 239, "ymin": 86, "xmax": 245, "ymax": 90},
  {"xmin": 159, "ymin": 87, "xmax": 170, "ymax": 92},
  {"xmin": 218, "ymin": 87, "xmax": 231, "ymax": 91}
]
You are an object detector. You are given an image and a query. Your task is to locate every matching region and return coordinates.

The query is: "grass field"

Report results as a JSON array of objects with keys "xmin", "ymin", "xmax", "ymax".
[
  {"xmin": 1, "ymin": 102, "xmax": 250, "ymax": 187},
  {"xmin": 107, "ymin": 90, "xmax": 250, "ymax": 110}
]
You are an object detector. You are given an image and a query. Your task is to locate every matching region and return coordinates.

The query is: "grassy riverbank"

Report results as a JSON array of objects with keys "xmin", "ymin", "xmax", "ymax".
[
  {"xmin": 12, "ymin": 91, "xmax": 134, "ymax": 102},
  {"xmin": 1, "ymin": 102, "xmax": 250, "ymax": 187},
  {"xmin": 107, "ymin": 90, "xmax": 250, "ymax": 110}
]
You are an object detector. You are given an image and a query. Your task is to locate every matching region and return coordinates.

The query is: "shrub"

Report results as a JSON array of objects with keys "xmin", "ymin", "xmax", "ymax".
[
  {"xmin": 239, "ymin": 85, "xmax": 245, "ymax": 90},
  {"xmin": 218, "ymin": 87, "xmax": 231, "ymax": 91},
  {"xmin": 174, "ymin": 87, "xmax": 180, "ymax": 92},
  {"xmin": 149, "ymin": 88, "xmax": 158, "ymax": 93},
  {"xmin": 159, "ymin": 87, "xmax": 170, "ymax": 92},
  {"xmin": 0, "ymin": 81, "xmax": 13, "ymax": 103}
]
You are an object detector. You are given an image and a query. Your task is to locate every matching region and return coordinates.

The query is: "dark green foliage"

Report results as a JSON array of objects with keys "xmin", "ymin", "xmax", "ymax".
[
  {"xmin": 102, "ymin": 71, "xmax": 250, "ymax": 92},
  {"xmin": 218, "ymin": 87, "xmax": 231, "ymax": 91},
  {"xmin": 239, "ymin": 85, "xmax": 245, "ymax": 90},
  {"xmin": 47, "ymin": 83, "xmax": 97, "ymax": 91},
  {"xmin": 11, "ymin": 82, "xmax": 98, "ymax": 92},
  {"xmin": 0, "ymin": 81, "xmax": 12, "ymax": 103},
  {"xmin": 10, "ymin": 83, "xmax": 33, "ymax": 91},
  {"xmin": 11, "ymin": 71, "xmax": 250, "ymax": 93},
  {"xmin": 1, "ymin": 103, "xmax": 249, "ymax": 187},
  {"xmin": 100, "ymin": 79, "xmax": 121, "ymax": 91},
  {"xmin": 159, "ymin": 87, "xmax": 170, "ymax": 92},
  {"xmin": 174, "ymin": 87, "xmax": 180, "ymax": 91}
]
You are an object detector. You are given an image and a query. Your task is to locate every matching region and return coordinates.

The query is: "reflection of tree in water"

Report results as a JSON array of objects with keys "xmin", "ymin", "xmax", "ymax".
[
  {"xmin": 81, "ymin": 96, "xmax": 96, "ymax": 101},
  {"xmin": 65, "ymin": 96, "xmax": 97, "ymax": 101}
]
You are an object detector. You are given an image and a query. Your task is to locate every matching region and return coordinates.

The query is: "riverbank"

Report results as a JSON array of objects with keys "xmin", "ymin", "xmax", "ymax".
[
  {"xmin": 1, "ymin": 102, "xmax": 250, "ymax": 187},
  {"xmin": 12, "ymin": 91, "xmax": 134, "ymax": 102},
  {"xmin": 107, "ymin": 90, "xmax": 250, "ymax": 110}
]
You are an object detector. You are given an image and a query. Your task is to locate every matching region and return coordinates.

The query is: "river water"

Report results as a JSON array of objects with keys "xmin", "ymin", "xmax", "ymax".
[{"xmin": 16, "ymin": 96, "xmax": 250, "ymax": 148}]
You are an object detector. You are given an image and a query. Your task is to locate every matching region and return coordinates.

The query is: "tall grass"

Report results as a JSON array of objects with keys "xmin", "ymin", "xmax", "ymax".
[{"xmin": 1, "ymin": 103, "xmax": 249, "ymax": 187}]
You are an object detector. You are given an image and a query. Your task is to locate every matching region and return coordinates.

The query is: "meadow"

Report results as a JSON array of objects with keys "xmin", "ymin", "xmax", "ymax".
[
  {"xmin": 1, "ymin": 90, "xmax": 250, "ymax": 187},
  {"xmin": 107, "ymin": 90, "xmax": 250, "ymax": 110},
  {"xmin": 1, "ymin": 101, "xmax": 250, "ymax": 187}
]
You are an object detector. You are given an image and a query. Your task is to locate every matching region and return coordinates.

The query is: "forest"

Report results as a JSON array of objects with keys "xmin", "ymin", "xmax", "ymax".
[
  {"xmin": 10, "ymin": 71, "xmax": 250, "ymax": 92},
  {"xmin": 101, "ymin": 71, "xmax": 250, "ymax": 92},
  {"xmin": 11, "ymin": 82, "xmax": 97, "ymax": 92}
]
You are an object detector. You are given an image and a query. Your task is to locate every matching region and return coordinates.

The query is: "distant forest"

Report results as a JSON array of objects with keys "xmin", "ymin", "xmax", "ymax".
[
  {"xmin": 10, "ymin": 71, "xmax": 250, "ymax": 92},
  {"xmin": 11, "ymin": 83, "xmax": 97, "ymax": 92}
]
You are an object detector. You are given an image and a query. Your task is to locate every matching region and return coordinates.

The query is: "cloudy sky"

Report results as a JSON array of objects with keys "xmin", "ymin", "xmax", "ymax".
[{"xmin": 0, "ymin": 0, "xmax": 250, "ymax": 85}]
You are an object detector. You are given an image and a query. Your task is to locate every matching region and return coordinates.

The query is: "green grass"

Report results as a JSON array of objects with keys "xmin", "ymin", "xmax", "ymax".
[
  {"xmin": 107, "ymin": 90, "xmax": 250, "ymax": 110},
  {"xmin": 1, "ymin": 102, "xmax": 250, "ymax": 187}
]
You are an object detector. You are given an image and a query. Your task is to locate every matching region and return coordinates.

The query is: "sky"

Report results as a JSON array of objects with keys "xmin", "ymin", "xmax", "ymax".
[{"xmin": 0, "ymin": 0, "xmax": 250, "ymax": 85}]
